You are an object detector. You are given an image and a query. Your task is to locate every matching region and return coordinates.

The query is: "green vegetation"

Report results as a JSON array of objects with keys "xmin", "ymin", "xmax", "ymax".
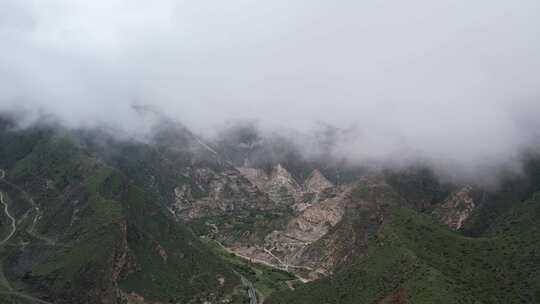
[
  {"xmin": 2, "ymin": 118, "xmax": 540, "ymax": 304},
  {"xmin": 118, "ymin": 184, "xmax": 241, "ymax": 303},
  {"xmin": 190, "ymin": 209, "xmax": 292, "ymax": 246},
  {"xmin": 9, "ymin": 134, "xmax": 88, "ymax": 188},
  {"xmin": 385, "ymin": 168, "xmax": 452, "ymax": 210},
  {"xmin": 463, "ymin": 157, "xmax": 540, "ymax": 236},
  {"xmin": 268, "ymin": 193, "xmax": 540, "ymax": 304},
  {"xmin": 33, "ymin": 195, "xmax": 122, "ymax": 283},
  {"xmin": 202, "ymin": 238, "xmax": 298, "ymax": 299},
  {"xmin": 0, "ymin": 123, "xmax": 244, "ymax": 303},
  {"xmin": 0, "ymin": 293, "xmax": 39, "ymax": 304}
]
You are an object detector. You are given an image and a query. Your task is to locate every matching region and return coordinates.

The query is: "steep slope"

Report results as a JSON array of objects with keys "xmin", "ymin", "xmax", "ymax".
[
  {"xmin": 2, "ymin": 116, "xmax": 539, "ymax": 303},
  {"xmin": 462, "ymin": 155, "xmax": 540, "ymax": 236},
  {"xmin": 195, "ymin": 167, "xmax": 409, "ymax": 282},
  {"xmin": 214, "ymin": 122, "xmax": 369, "ymax": 185},
  {"xmin": 267, "ymin": 191, "xmax": 540, "ymax": 304},
  {"xmin": 433, "ymin": 186, "xmax": 476, "ymax": 230},
  {"xmin": 0, "ymin": 121, "xmax": 246, "ymax": 303},
  {"xmin": 191, "ymin": 164, "xmax": 348, "ymax": 280}
]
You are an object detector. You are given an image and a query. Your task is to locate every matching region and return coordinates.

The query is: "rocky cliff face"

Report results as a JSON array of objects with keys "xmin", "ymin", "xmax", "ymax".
[
  {"xmin": 433, "ymin": 186, "xmax": 475, "ymax": 230},
  {"xmin": 202, "ymin": 165, "xmax": 353, "ymax": 280},
  {"xmin": 6, "ymin": 115, "xmax": 538, "ymax": 304},
  {"xmin": 236, "ymin": 164, "xmax": 301, "ymax": 207},
  {"xmin": 237, "ymin": 165, "xmax": 334, "ymax": 209},
  {"xmin": 261, "ymin": 186, "xmax": 349, "ymax": 280},
  {"xmin": 303, "ymin": 169, "xmax": 334, "ymax": 194},
  {"xmin": 221, "ymin": 173, "xmax": 409, "ymax": 281},
  {"xmin": 170, "ymin": 167, "xmax": 275, "ymax": 221},
  {"xmin": 182, "ymin": 161, "xmax": 480, "ymax": 283}
]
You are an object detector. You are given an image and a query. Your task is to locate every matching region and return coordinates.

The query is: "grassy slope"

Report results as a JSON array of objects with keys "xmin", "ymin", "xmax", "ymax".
[
  {"xmin": 119, "ymin": 184, "xmax": 241, "ymax": 303},
  {"xmin": 0, "ymin": 127, "xmax": 242, "ymax": 303},
  {"xmin": 463, "ymin": 156, "xmax": 540, "ymax": 236},
  {"xmin": 268, "ymin": 193, "xmax": 540, "ymax": 304},
  {"xmin": 190, "ymin": 208, "xmax": 292, "ymax": 247},
  {"xmin": 202, "ymin": 238, "xmax": 297, "ymax": 299}
]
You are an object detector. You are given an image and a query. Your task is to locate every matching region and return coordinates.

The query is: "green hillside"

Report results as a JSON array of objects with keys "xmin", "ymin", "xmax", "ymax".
[
  {"xmin": 267, "ymin": 192, "xmax": 540, "ymax": 304},
  {"xmin": 2, "ymin": 118, "xmax": 540, "ymax": 304},
  {"xmin": 0, "ymin": 124, "xmax": 245, "ymax": 303}
]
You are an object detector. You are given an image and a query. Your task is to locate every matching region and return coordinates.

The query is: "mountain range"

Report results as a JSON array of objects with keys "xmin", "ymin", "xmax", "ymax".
[{"xmin": 0, "ymin": 115, "xmax": 539, "ymax": 304}]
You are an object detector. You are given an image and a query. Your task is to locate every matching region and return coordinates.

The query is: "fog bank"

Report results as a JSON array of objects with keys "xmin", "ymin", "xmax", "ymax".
[{"xmin": 1, "ymin": 0, "xmax": 540, "ymax": 180}]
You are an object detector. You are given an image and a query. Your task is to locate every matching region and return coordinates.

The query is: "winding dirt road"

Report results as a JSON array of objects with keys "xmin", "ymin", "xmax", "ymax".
[
  {"xmin": 0, "ymin": 169, "xmax": 16, "ymax": 246},
  {"xmin": 0, "ymin": 169, "xmax": 56, "ymax": 304},
  {"xmin": 0, "ymin": 169, "xmax": 55, "ymax": 246},
  {"xmin": 0, "ymin": 192, "xmax": 16, "ymax": 246},
  {"xmin": 212, "ymin": 240, "xmax": 310, "ymax": 283}
]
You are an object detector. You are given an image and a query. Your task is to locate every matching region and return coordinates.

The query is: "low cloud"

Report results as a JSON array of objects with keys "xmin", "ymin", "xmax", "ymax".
[{"xmin": 1, "ymin": 0, "xmax": 539, "ymax": 181}]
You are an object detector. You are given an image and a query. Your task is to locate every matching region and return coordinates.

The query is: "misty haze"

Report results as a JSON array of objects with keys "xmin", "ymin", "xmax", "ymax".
[{"xmin": 0, "ymin": 1, "xmax": 539, "ymax": 304}]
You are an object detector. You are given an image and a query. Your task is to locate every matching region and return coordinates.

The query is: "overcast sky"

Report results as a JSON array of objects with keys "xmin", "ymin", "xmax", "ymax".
[{"xmin": 1, "ymin": 0, "xmax": 539, "ymax": 177}]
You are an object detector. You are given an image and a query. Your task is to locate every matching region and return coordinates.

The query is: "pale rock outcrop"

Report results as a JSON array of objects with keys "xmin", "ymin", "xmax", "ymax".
[
  {"xmin": 303, "ymin": 169, "xmax": 334, "ymax": 194},
  {"xmin": 434, "ymin": 185, "xmax": 475, "ymax": 230},
  {"xmin": 266, "ymin": 164, "xmax": 301, "ymax": 205},
  {"xmin": 231, "ymin": 185, "xmax": 351, "ymax": 281},
  {"xmin": 294, "ymin": 169, "xmax": 335, "ymax": 212},
  {"xmin": 173, "ymin": 184, "xmax": 192, "ymax": 211},
  {"xmin": 171, "ymin": 168, "xmax": 274, "ymax": 221},
  {"xmin": 236, "ymin": 167, "xmax": 269, "ymax": 190},
  {"xmin": 237, "ymin": 164, "xmax": 301, "ymax": 206}
]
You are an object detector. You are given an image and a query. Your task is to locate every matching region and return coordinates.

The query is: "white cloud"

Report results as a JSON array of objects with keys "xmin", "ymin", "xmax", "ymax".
[{"xmin": 1, "ymin": 0, "xmax": 539, "ymax": 177}]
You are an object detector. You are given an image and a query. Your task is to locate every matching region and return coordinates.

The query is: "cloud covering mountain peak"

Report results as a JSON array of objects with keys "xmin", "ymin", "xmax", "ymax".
[{"xmin": 1, "ymin": 0, "xmax": 539, "ymax": 180}]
